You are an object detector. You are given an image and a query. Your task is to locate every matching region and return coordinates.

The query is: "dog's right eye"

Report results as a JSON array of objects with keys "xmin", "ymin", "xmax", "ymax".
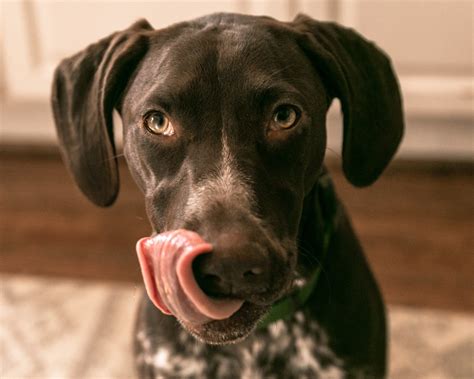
[
  {"xmin": 268, "ymin": 104, "xmax": 301, "ymax": 134},
  {"xmin": 143, "ymin": 111, "xmax": 175, "ymax": 136}
]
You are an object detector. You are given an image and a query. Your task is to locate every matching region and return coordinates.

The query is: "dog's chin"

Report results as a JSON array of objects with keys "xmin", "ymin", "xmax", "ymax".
[{"xmin": 179, "ymin": 302, "xmax": 270, "ymax": 345}]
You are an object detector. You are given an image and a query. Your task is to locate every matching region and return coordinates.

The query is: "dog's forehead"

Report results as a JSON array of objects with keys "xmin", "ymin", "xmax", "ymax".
[
  {"xmin": 133, "ymin": 22, "xmax": 306, "ymax": 104},
  {"xmin": 159, "ymin": 20, "xmax": 295, "ymax": 70}
]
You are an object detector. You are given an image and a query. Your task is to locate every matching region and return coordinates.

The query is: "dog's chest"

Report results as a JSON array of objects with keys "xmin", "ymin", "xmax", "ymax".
[{"xmin": 136, "ymin": 311, "xmax": 345, "ymax": 379}]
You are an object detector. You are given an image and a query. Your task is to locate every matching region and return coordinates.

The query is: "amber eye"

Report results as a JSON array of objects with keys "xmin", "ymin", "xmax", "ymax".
[
  {"xmin": 143, "ymin": 111, "xmax": 174, "ymax": 136},
  {"xmin": 270, "ymin": 105, "xmax": 300, "ymax": 131}
]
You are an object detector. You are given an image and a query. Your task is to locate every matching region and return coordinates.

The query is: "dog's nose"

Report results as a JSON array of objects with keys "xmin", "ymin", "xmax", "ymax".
[{"xmin": 192, "ymin": 234, "xmax": 270, "ymax": 300}]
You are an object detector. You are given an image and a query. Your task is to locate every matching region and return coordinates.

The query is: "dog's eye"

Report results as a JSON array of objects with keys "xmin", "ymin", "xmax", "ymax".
[
  {"xmin": 143, "ymin": 111, "xmax": 175, "ymax": 136},
  {"xmin": 270, "ymin": 105, "xmax": 300, "ymax": 131}
]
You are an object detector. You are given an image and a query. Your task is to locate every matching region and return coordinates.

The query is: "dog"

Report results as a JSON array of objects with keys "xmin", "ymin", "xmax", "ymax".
[{"xmin": 51, "ymin": 13, "xmax": 403, "ymax": 379}]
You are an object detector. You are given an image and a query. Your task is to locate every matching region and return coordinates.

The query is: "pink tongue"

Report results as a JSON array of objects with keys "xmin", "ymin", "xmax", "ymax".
[{"xmin": 136, "ymin": 230, "xmax": 244, "ymax": 325}]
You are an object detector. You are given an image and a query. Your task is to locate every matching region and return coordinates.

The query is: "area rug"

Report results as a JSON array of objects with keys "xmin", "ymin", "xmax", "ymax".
[{"xmin": 1, "ymin": 274, "xmax": 472, "ymax": 379}]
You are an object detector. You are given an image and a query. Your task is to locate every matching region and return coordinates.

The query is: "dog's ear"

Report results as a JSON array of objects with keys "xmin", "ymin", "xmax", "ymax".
[
  {"xmin": 51, "ymin": 19, "xmax": 152, "ymax": 206},
  {"xmin": 292, "ymin": 14, "xmax": 404, "ymax": 186}
]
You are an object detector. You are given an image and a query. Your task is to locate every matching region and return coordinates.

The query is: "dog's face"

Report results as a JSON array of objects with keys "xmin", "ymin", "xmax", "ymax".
[
  {"xmin": 52, "ymin": 13, "xmax": 403, "ymax": 344},
  {"xmin": 121, "ymin": 23, "xmax": 327, "ymax": 342}
]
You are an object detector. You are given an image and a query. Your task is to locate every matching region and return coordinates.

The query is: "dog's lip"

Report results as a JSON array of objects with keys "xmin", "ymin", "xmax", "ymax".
[{"xmin": 181, "ymin": 301, "xmax": 270, "ymax": 344}]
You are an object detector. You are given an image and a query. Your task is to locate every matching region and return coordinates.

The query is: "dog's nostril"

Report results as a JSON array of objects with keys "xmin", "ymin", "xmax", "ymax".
[
  {"xmin": 243, "ymin": 267, "xmax": 263, "ymax": 278},
  {"xmin": 203, "ymin": 273, "xmax": 222, "ymax": 285},
  {"xmin": 192, "ymin": 256, "xmax": 231, "ymax": 298},
  {"xmin": 191, "ymin": 247, "xmax": 270, "ymax": 300},
  {"xmin": 197, "ymin": 274, "xmax": 230, "ymax": 298}
]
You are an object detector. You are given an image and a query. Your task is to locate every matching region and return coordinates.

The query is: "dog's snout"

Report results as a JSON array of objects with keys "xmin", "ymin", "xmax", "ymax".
[
  {"xmin": 192, "ymin": 254, "xmax": 270, "ymax": 300},
  {"xmin": 192, "ymin": 234, "xmax": 271, "ymax": 301}
]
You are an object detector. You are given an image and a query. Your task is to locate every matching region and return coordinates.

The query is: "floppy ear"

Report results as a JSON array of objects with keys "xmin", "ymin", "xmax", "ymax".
[
  {"xmin": 51, "ymin": 19, "xmax": 153, "ymax": 206},
  {"xmin": 292, "ymin": 14, "xmax": 404, "ymax": 186}
]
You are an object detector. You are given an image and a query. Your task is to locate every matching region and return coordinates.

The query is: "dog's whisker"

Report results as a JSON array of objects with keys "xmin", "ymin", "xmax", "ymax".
[
  {"xmin": 297, "ymin": 243, "xmax": 333, "ymax": 308},
  {"xmin": 325, "ymin": 147, "xmax": 341, "ymax": 159},
  {"xmin": 297, "ymin": 243, "xmax": 321, "ymax": 266},
  {"xmin": 297, "ymin": 242, "xmax": 332, "ymax": 291},
  {"xmin": 101, "ymin": 153, "xmax": 125, "ymax": 164}
]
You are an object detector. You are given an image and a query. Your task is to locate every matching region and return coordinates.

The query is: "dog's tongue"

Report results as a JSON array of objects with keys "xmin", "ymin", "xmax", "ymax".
[{"xmin": 136, "ymin": 230, "xmax": 244, "ymax": 325}]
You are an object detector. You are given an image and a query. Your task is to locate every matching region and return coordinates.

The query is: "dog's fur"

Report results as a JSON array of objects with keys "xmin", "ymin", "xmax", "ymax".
[{"xmin": 51, "ymin": 13, "xmax": 403, "ymax": 378}]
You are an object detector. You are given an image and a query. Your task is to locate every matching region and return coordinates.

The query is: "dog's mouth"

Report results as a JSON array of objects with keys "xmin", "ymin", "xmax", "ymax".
[
  {"xmin": 181, "ymin": 301, "xmax": 269, "ymax": 344},
  {"xmin": 136, "ymin": 230, "xmax": 269, "ymax": 343}
]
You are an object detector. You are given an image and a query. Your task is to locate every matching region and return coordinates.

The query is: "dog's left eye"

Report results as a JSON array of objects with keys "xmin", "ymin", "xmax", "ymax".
[
  {"xmin": 269, "ymin": 105, "xmax": 301, "ymax": 131},
  {"xmin": 143, "ymin": 111, "xmax": 175, "ymax": 136}
]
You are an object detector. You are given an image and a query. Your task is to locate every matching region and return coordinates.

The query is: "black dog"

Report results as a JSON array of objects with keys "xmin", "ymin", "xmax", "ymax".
[{"xmin": 52, "ymin": 13, "xmax": 403, "ymax": 379}]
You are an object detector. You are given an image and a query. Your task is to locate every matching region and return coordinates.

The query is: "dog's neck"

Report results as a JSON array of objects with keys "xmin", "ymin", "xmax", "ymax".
[{"xmin": 258, "ymin": 169, "xmax": 340, "ymax": 328}]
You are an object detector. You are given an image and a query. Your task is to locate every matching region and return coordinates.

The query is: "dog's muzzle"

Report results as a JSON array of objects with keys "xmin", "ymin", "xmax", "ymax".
[{"xmin": 136, "ymin": 230, "xmax": 244, "ymax": 325}]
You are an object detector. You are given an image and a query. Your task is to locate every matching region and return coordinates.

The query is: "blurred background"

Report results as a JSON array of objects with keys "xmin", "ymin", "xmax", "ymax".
[{"xmin": 1, "ymin": 1, "xmax": 473, "ymax": 378}]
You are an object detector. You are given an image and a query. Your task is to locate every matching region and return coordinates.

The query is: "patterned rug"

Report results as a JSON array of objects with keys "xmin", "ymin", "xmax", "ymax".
[{"xmin": 1, "ymin": 274, "xmax": 472, "ymax": 379}]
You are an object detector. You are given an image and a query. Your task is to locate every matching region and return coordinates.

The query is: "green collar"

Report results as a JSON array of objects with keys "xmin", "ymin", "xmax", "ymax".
[{"xmin": 258, "ymin": 174, "xmax": 337, "ymax": 329}]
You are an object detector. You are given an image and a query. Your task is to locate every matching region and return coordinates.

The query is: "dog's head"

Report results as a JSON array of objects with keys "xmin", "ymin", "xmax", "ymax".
[{"xmin": 52, "ymin": 13, "xmax": 403, "ymax": 344}]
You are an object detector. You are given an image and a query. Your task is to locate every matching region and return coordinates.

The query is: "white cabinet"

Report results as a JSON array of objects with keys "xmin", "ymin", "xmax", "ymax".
[
  {"xmin": 338, "ymin": 0, "xmax": 473, "ymax": 118},
  {"xmin": 1, "ymin": 0, "xmax": 472, "ymax": 159}
]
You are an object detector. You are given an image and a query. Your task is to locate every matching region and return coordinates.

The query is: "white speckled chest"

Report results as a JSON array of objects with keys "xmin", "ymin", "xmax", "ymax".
[{"xmin": 135, "ymin": 311, "xmax": 346, "ymax": 379}]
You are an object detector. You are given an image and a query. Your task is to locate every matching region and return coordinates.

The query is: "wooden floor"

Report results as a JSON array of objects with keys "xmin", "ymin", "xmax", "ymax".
[{"xmin": 1, "ymin": 147, "xmax": 473, "ymax": 313}]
